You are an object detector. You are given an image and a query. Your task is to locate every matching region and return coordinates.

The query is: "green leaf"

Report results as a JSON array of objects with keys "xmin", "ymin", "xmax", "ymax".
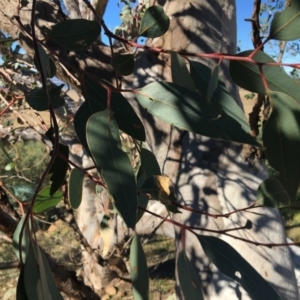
[
  {"xmin": 5, "ymin": 161, "xmax": 15, "ymax": 170},
  {"xmin": 130, "ymin": 233, "xmax": 149, "ymax": 300},
  {"xmin": 49, "ymin": 144, "xmax": 69, "ymax": 196},
  {"xmin": 263, "ymin": 91, "xmax": 300, "ymax": 201},
  {"xmin": 269, "ymin": 2, "xmax": 300, "ymax": 41},
  {"xmin": 206, "ymin": 65, "xmax": 219, "ymax": 101},
  {"xmin": 16, "ymin": 267, "xmax": 29, "ymax": 300},
  {"xmin": 138, "ymin": 6, "xmax": 170, "ymax": 38},
  {"xmin": 13, "ymin": 215, "xmax": 30, "ymax": 263},
  {"xmin": 257, "ymin": 177, "xmax": 290, "ymax": 208},
  {"xmin": 177, "ymin": 249, "xmax": 204, "ymax": 300},
  {"xmin": 111, "ymin": 54, "xmax": 135, "ymax": 76},
  {"xmin": 74, "ymin": 76, "xmax": 145, "ymax": 150},
  {"xmin": 26, "ymin": 85, "xmax": 64, "ymax": 111},
  {"xmin": 34, "ymin": 44, "xmax": 56, "ymax": 79},
  {"xmin": 24, "ymin": 243, "xmax": 63, "ymax": 300},
  {"xmin": 136, "ymin": 190, "xmax": 149, "ymax": 223},
  {"xmin": 136, "ymin": 82, "xmax": 258, "ymax": 146},
  {"xmin": 86, "ymin": 110, "xmax": 137, "ymax": 229},
  {"xmin": 140, "ymin": 148, "xmax": 161, "ymax": 176},
  {"xmin": 68, "ymin": 168, "xmax": 84, "ymax": 209},
  {"xmin": 190, "ymin": 61, "xmax": 251, "ymax": 136},
  {"xmin": 33, "ymin": 187, "xmax": 63, "ymax": 213},
  {"xmin": 171, "ymin": 52, "xmax": 196, "ymax": 92},
  {"xmin": 230, "ymin": 50, "xmax": 300, "ymax": 103},
  {"xmin": 49, "ymin": 19, "xmax": 101, "ymax": 51},
  {"xmin": 197, "ymin": 235, "xmax": 281, "ymax": 300}
]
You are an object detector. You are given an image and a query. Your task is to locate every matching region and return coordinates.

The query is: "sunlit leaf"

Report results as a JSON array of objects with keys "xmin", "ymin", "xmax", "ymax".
[
  {"xmin": 136, "ymin": 82, "xmax": 258, "ymax": 146},
  {"xmin": 86, "ymin": 110, "xmax": 137, "ymax": 229},
  {"xmin": 26, "ymin": 85, "xmax": 64, "ymax": 111},
  {"xmin": 171, "ymin": 51, "xmax": 196, "ymax": 92},
  {"xmin": 269, "ymin": 2, "xmax": 300, "ymax": 41},
  {"xmin": 33, "ymin": 187, "xmax": 63, "ymax": 213},
  {"xmin": 111, "ymin": 54, "xmax": 135, "ymax": 76},
  {"xmin": 49, "ymin": 19, "xmax": 101, "ymax": 51},
  {"xmin": 177, "ymin": 249, "xmax": 204, "ymax": 300},
  {"xmin": 197, "ymin": 235, "xmax": 281, "ymax": 300},
  {"xmin": 257, "ymin": 177, "xmax": 290, "ymax": 208},
  {"xmin": 263, "ymin": 91, "xmax": 300, "ymax": 201},
  {"xmin": 138, "ymin": 6, "xmax": 170, "ymax": 38},
  {"xmin": 230, "ymin": 50, "xmax": 300, "ymax": 103},
  {"xmin": 13, "ymin": 215, "xmax": 30, "ymax": 263},
  {"xmin": 68, "ymin": 168, "xmax": 84, "ymax": 209},
  {"xmin": 130, "ymin": 233, "xmax": 149, "ymax": 300}
]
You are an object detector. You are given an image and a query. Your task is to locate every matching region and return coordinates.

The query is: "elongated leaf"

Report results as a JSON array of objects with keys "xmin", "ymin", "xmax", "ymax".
[
  {"xmin": 68, "ymin": 168, "xmax": 84, "ymax": 209},
  {"xmin": 16, "ymin": 267, "xmax": 29, "ymax": 300},
  {"xmin": 86, "ymin": 110, "xmax": 137, "ymax": 229},
  {"xmin": 190, "ymin": 60, "xmax": 251, "ymax": 135},
  {"xmin": 171, "ymin": 52, "xmax": 196, "ymax": 92},
  {"xmin": 26, "ymin": 85, "xmax": 64, "ymax": 111},
  {"xmin": 263, "ymin": 91, "xmax": 300, "ymax": 201},
  {"xmin": 140, "ymin": 148, "xmax": 161, "ymax": 176},
  {"xmin": 24, "ymin": 243, "xmax": 63, "ymax": 300},
  {"xmin": 206, "ymin": 65, "xmax": 219, "ymax": 101},
  {"xmin": 230, "ymin": 50, "xmax": 300, "ymax": 103},
  {"xmin": 74, "ymin": 76, "xmax": 145, "ymax": 150},
  {"xmin": 197, "ymin": 235, "xmax": 281, "ymax": 300},
  {"xmin": 257, "ymin": 177, "xmax": 290, "ymax": 208},
  {"xmin": 34, "ymin": 44, "xmax": 56, "ymax": 79},
  {"xmin": 36, "ymin": 245, "xmax": 64, "ymax": 300},
  {"xmin": 177, "ymin": 249, "xmax": 204, "ymax": 300},
  {"xmin": 138, "ymin": 6, "xmax": 170, "ymax": 38},
  {"xmin": 136, "ymin": 82, "xmax": 258, "ymax": 146},
  {"xmin": 49, "ymin": 144, "xmax": 69, "ymax": 196},
  {"xmin": 49, "ymin": 19, "xmax": 101, "ymax": 51},
  {"xmin": 269, "ymin": 2, "xmax": 300, "ymax": 41},
  {"xmin": 111, "ymin": 54, "xmax": 135, "ymax": 76},
  {"xmin": 13, "ymin": 215, "xmax": 30, "ymax": 263},
  {"xmin": 33, "ymin": 187, "xmax": 63, "ymax": 213},
  {"xmin": 130, "ymin": 234, "xmax": 149, "ymax": 300}
]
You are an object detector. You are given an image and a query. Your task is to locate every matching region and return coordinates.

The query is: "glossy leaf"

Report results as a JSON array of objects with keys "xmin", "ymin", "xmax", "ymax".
[
  {"xmin": 68, "ymin": 168, "xmax": 84, "ymax": 209},
  {"xmin": 263, "ymin": 91, "xmax": 300, "ymax": 201},
  {"xmin": 257, "ymin": 178, "xmax": 290, "ymax": 208},
  {"xmin": 136, "ymin": 82, "xmax": 258, "ymax": 146},
  {"xmin": 138, "ymin": 6, "xmax": 170, "ymax": 38},
  {"xmin": 177, "ymin": 249, "xmax": 204, "ymax": 300},
  {"xmin": 13, "ymin": 215, "xmax": 30, "ymax": 263},
  {"xmin": 140, "ymin": 148, "xmax": 161, "ymax": 176},
  {"xmin": 33, "ymin": 187, "xmax": 63, "ymax": 213},
  {"xmin": 130, "ymin": 233, "xmax": 149, "ymax": 300},
  {"xmin": 86, "ymin": 110, "xmax": 137, "ymax": 229},
  {"xmin": 26, "ymin": 85, "xmax": 64, "ymax": 111},
  {"xmin": 34, "ymin": 44, "xmax": 56, "ymax": 79},
  {"xmin": 49, "ymin": 144, "xmax": 69, "ymax": 196},
  {"xmin": 171, "ymin": 51, "xmax": 196, "ymax": 92},
  {"xmin": 206, "ymin": 65, "xmax": 219, "ymax": 101},
  {"xmin": 230, "ymin": 50, "xmax": 300, "ymax": 103},
  {"xmin": 74, "ymin": 76, "xmax": 145, "ymax": 150},
  {"xmin": 49, "ymin": 19, "xmax": 101, "ymax": 51},
  {"xmin": 269, "ymin": 2, "xmax": 300, "ymax": 41},
  {"xmin": 197, "ymin": 235, "xmax": 281, "ymax": 300},
  {"xmin": 111, "ymin": 54, "xmax": 135, "ymax": 76}
]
